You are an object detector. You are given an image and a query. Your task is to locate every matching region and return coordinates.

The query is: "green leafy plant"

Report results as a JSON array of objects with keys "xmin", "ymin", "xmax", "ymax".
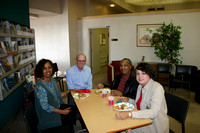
[{"xmin": 148, "ymin": 22, "xmax": 183, "ymax": 64}]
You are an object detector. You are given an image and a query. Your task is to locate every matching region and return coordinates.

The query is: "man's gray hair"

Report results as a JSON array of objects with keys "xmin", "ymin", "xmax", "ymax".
[
  {"xmin": 120, "ymin": 58, "xmax": 132, "ymax": 66},
  {"xmin": 76, "ymin": 53, "xmax": 86, "ymax": 60}
]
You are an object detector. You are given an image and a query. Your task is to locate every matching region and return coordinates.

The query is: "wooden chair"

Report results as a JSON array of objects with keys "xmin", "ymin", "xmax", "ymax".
[
  {"xmin": 165, "ymin": 93, "xmax": 190, "ymax": 133},
  {"xmin": 107, "ymin": 61, "xmax": 121, "ymax": 84}
]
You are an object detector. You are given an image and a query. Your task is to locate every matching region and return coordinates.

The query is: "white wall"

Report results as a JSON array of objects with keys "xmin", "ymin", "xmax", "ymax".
[
  {"xmin": 78, "ymin": 11, "xmax": 200, "ymax": 69},
  {"xmin": 30, "ymin": 0, "xmax": 70, "ymax": 74}
]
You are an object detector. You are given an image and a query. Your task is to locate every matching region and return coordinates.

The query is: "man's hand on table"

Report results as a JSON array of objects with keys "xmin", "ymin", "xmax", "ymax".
[
  {"xmin": 111, "ymin": 90, "xmax": 123, "ymax": 96},
  {"xmin": 68, "ymin": 89, "xmax": 77, "ymax": 92}
]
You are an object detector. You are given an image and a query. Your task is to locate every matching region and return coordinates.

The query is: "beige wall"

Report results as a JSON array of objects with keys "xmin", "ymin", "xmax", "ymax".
[
  {"xmin": 68, "ymin": 0, "xmax": 88, "ymax": 66},
  {"xmin": 68, "ymin": 0, "xmax": 125, "ymax": 66},
  {"xmin": 30, "ymin": 0, "xmax": 70, "ymax": 74},
  {"xmin": 29, "ymin": 0, "xmax": 62, "ymax": 14},
  {"xmin": 78, "ymin": 11, "xmax": 200, "ymax": 69}
]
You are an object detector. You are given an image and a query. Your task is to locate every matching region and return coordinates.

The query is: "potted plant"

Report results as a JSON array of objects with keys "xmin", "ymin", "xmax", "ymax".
[{"xmin": 148, "ymin": 22, "xmax": 183, "ymax": 65}]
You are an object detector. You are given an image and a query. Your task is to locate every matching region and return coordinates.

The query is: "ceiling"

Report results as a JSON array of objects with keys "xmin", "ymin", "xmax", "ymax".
[
  {"xmin": 29, "ymin": 0, "xmax": 200, "ymax": 18},
  {"xmin": 92, "ymin": 0, "xmax": 200, "ymax": 13}
]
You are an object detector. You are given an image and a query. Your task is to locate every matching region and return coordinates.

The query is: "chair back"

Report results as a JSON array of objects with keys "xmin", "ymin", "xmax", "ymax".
[
  {"xmin": 158, "ymin": 63, "xmax": 172, "ymax": 74},
  {"xmin": 175, "ymin": 65, "xmax": 197, "ymax": 81},
  {"xmin": 24, "ymin": 103, "xmax": 39, "ymax": 133},
  {"xmin": 176, "ymin": 65, "xmax": 192, "ymax": 75},
  {"xmin": 111, "ymin": 61, "xmax": 121, "ymax": 72},
  {"xmin": 165, "ymin": 93, "xmax": 190, "ymax": 133},
  {"xmin": 53, "ymin": 63, "xmax": 59, "ymax": 76}
]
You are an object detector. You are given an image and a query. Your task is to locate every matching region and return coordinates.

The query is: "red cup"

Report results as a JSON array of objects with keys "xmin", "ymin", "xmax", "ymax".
[
  {"xmin": 109, "ymin": 100, "xmax": 114, "ymax": 106},
  {"xmin": 108, "ymin": 96, "xmax": 115, "ymax": 106},
  {"xmin": 102, "ymin": 93, "xmax": 107, "ymax": 98},
  {"xmin": 102, "ymin": 89, "xmax": 107, "ymax": 98}
]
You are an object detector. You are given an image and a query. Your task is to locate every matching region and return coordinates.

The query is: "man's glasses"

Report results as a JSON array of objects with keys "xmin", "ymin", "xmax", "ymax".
[{"xmin": 77, "ymin": 60, "xmax": 86, "ymax": 63}]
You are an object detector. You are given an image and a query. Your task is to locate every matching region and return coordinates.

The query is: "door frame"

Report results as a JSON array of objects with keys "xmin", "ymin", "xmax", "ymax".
[{"xmin": 89, "ymin": 26, "xmax": 110, "ymax": 74}]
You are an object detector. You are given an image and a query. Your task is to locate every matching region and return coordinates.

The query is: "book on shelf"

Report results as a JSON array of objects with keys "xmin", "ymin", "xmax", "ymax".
[
  {"xmin": 0, "ymin": 21, "xmax": 5, "ymax": 33},
  {"xmin": 0, "ymin": 43, "xmax": 5, "ymax": 54},
  {"xmin": 10, "ymin": 41, "xmax": 18, "ymax": 52},
  {"xmin": 1, "ymin": 78, "xmax": 10, "ymax": 91},
  {"xmin": 7, "ymin": 56, "xmax": 14, "ymax": 69},
  {"xmin": 0, "ymin": 41, "xmax": 7, "ymax": 53},
  {"xmin": 17, "ymin": 41, "xmax": 23, "ymax": 48},
  {"xmin": 12, "ymin": 55, "xmax": 17, "ymax": 68},
  {"xmin": 10, "ymin": 23, "xmax": 16, "ymax": 34},
  {"xmin": 4, "ymin": 41, "xmax": 11, "ymax": 52},
  {"xmin": 0, "ymin": 58, "xmax": 12, "ymax": 72},
  {"xmin": 14, "ymin": 71, "xmax": 21, "ymax": 82},
  {"xmin": 1, "ymin": 83, "xmax": 8, "ymax": 95},
  {"xmin": 6, "ymin": 74, "xmax": 17, "ymax": 89},
  {"xmin": 13, "ymin": 54, "xmax": 21, "ymax": 67},
  {"xmin": 0, "ymin": 63, "xmax": 5, "ymax": 76},
  {"xmin": 25, "ymin": 74, "xmax": 36, "ymax": 85},
  {"xmin": 5, "ymin": 21, "xmax": 10, "ymax": 34}
]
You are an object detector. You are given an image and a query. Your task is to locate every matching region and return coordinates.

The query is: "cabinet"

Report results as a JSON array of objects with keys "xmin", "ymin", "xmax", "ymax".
[{"xmin": 0, "ymin": 32, "xmax": 36, "ymax": 100}]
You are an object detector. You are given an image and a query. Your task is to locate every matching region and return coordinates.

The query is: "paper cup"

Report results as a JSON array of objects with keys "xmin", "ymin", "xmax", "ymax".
[
  {"xmin": 102, "ymin": 89, "xmax": 107, "ymax": 98},
  {"xmin": 108, "ymin": 96, "xmax": 115, "ymax": 106}
]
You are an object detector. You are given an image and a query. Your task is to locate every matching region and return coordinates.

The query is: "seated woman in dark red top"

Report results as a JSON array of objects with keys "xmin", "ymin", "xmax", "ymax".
[{"xmin": 98, "ymin": 58, "xmax": 138, "ymax": 99}]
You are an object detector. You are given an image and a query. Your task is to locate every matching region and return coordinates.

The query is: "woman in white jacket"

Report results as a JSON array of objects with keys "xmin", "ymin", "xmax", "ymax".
[{"xmin": 116, "ymin": 63, "xmax": 169, "ymax": 133}]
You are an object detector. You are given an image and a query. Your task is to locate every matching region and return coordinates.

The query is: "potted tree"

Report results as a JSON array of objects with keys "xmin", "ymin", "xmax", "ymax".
[
  {"xmin": 148, "ymin": 22, "xmax": 183, "ymax": 65},
  {"xmin": 148, "ymin": 22, "xmax": 184, "ymax": 75}
]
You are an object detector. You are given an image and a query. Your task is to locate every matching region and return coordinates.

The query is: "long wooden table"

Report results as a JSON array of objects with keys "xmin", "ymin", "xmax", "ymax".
[{"xmin": 72, "ymin": 89, "xmax": 153, "ymax": 133}]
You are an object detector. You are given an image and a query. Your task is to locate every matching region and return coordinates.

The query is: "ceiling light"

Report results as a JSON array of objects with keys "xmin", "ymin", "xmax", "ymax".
[{"xmin": 110, "ymin": 4, "xmax": 115, "ymax": 7}]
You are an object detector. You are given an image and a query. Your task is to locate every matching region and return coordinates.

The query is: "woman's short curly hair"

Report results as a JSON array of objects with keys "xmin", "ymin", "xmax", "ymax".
[
  {"xmin": 136, "ymin": 62, "xmax": 157, "ymax": 80},
  {"xmin": 34, "ymin": 58, "xmax": 55, "ymax": 78}
]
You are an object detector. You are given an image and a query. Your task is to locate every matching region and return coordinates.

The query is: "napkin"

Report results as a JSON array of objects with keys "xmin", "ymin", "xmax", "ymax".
[
  {"xmin": 117, "ymin": 100, "xmax": 123, "ymax": 103},
  {"xmin": 77, "ymin": 89, "xmax": 91, "ymax": 93}
]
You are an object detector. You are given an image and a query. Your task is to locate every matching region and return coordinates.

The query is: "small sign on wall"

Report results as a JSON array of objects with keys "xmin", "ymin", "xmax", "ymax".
[{"xmin": 100, "ymin": 33, "xmax": 106, "ymax": 46}]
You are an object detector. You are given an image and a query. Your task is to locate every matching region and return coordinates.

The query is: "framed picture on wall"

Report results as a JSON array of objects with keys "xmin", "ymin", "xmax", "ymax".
[{"xmin": 136, "ymin": 24, "xmax": 162, "ymax": 47}]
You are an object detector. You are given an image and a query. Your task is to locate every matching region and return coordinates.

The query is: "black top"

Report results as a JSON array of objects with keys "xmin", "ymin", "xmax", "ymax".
[{"xmin": 104, "ymin": 70, "xmax": 138, "ymax": 99}]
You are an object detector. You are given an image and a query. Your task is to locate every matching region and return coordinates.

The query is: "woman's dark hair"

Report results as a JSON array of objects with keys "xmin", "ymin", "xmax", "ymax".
[
  {"xmin": 136, "ymin": 62, "xmax": 157, "ymax": 80},
  {"xmin": 34, "ymin": 59, "xmax": 55, "ymax": 78}
]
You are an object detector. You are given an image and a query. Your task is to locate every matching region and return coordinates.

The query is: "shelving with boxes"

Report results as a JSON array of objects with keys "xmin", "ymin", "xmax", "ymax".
[{"xmin": 0, "ymin": 20, "xmax": 36, "ymax": 100}]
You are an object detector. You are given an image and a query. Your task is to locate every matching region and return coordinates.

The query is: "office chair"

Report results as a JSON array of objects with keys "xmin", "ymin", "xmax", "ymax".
[
  {"xmin": 53, "ymin": 63, "xmax": 66, "ymax": 91},
  {"xmin": 157, "ymin": 63, "xmax": 173, "ymax": 91},
  {"xmin": 172, "ymin": 65, "xmax": 197, "ymax": 97},
  {"xmin": 165, "ymin": 93, "xmax": 190, "ymax": 133}
]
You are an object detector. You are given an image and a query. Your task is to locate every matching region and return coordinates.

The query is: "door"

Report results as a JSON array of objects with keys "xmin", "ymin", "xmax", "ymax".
[{"xmin": 90, "ymin": 28, "xmax": 109, "ymax": 74}]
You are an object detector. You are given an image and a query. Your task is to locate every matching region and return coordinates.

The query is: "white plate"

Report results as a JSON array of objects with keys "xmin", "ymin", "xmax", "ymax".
[
  {"xmin": 73, "ymin": 93, "xmax": 90, "ymax": 99},
  {"xmin": 114, "ymin": 102, "xmax": 134, "ymax": 111},
  {"xmin": 95, "ymin": 88, "xmax": 111, "ymax": 94}
]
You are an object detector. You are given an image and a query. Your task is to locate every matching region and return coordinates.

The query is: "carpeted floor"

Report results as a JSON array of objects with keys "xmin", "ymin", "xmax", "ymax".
[{"xmin": 4, "ymin": 66, "xmax": 200, "ymax": 133}]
